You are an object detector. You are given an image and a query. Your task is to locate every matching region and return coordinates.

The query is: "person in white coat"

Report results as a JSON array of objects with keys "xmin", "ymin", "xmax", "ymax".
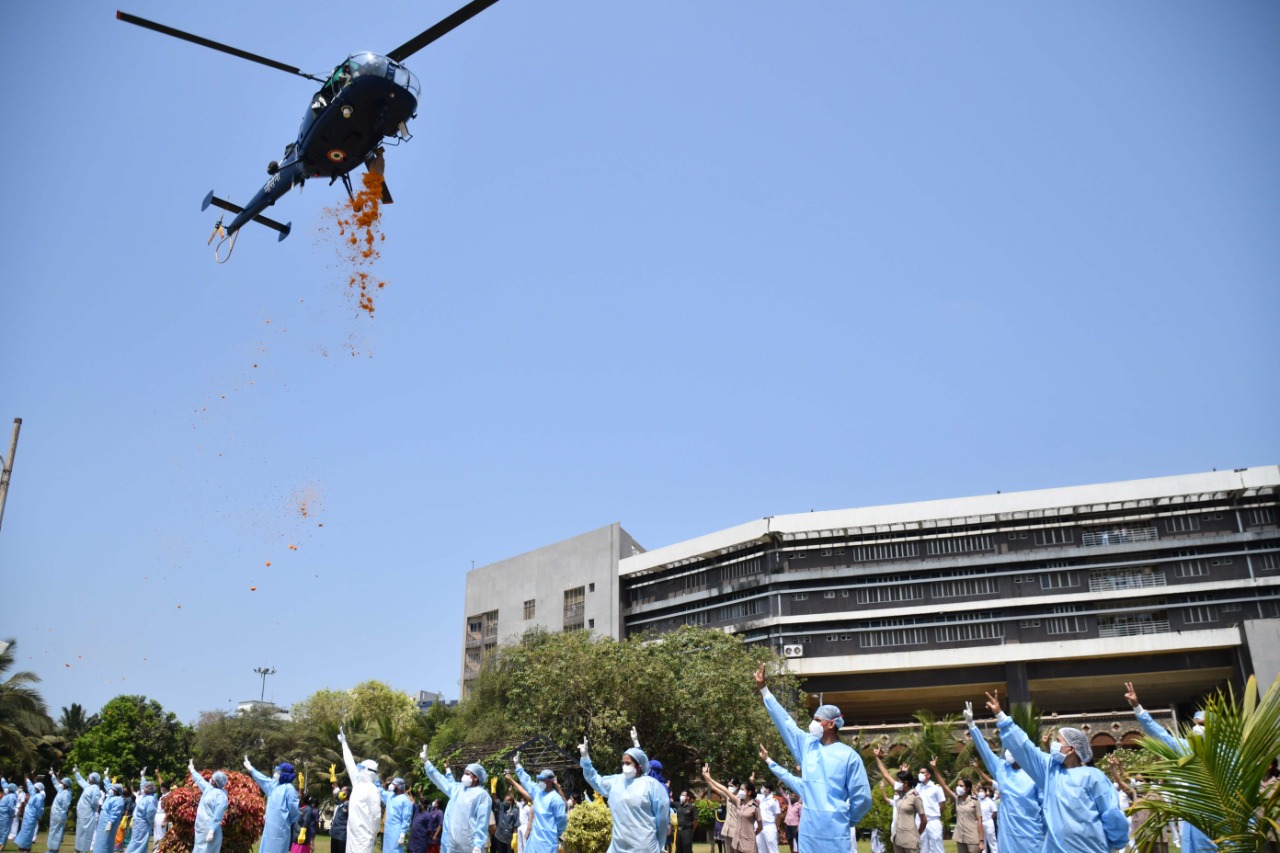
[{"xmin": 338, "ymin": 728, "xmax": 384, "ymax": 853}]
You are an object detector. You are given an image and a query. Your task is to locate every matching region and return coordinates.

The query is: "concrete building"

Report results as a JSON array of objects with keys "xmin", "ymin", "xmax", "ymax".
[{"xmin": 463, "ymin": 468, "xmax": 1280, "ymax": 718}]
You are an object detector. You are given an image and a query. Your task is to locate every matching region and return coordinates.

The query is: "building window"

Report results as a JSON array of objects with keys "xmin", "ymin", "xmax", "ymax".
[
  {"xmin": 589, "ymin": 582, "xmax": 596, "ymax": 592},
  {"xmin": 857, "ymin": 584, "xmax": 924, "ymax": 604},
  {"xmin": 1163, "ymin": 516, "xmax": 1201, "ymax": 533},
  {"xmin": 851, "ymin": 541, "xmax": 919, "ymax": 562},
  {"xmin": 1203, "ymin": 512, "xmax": 1223, "ymax": 521},
  {"xmin": 523, "ymin": 599, "xmax": 536, "ymax": 620},
  {"xmin": 793, "ymin": 592, "xmax": 809, "ymax": 601},
  {"xmin": 564, "ymin": 587, "xmax": 585, "ymax": 630},
  {"xmin": 723, "ymin": 558, "xmax": 763, "ymax": 580},
  {"xmin": 719, "ymin": 597, "xmax": 762, "ymax": 621},
  {"xmin": 1183, "ymin": 595, "xmax": 1219, "ymax": 624},
  {"xmin": 684, "ymin": 611, "xmax": 710, "ymax": 626},
  {"xmin": 860, "ymin": 627, "xmax": 929, "ymax": 649},
  {"xmin": 826, "ymin": 634, "xmax": 839, "ymax": 642},
  {"xmin": 1040, "ymin": 571, "xmax": 1080, "ymax": 590},
  {"xmin": 1046, "ymin": 605, "xmax": 1088, "ymax": 635},
  {"xmin": 1176, "ymin": 560, "xmax": 1208, "ymax": 578},
  {"xmin": 932, "ymin": 576, "xmax": 1000, "ymax": 599},
  {"xmin": 1260, "ymin": 554, "xmax": 1280, "ymax": 572},
  {"xmin": 840, "ymin": 589, "xmax": 851, "ymax": 597},
  {"xmin": 823, "ymin": 591, "xmax": 836, "ymax": 599},
  {"xmin": 1019, "ymin": 619, "xmax": 1041, "ymax": 628},
  {"xmin": 588, "ymin": 618, "xmax": 595, "ymax": 629},
  {"xmin": 1033, "ymin": 528, "xmax": 1075, "ymax": 546},
  {"xmin": 935, "ymin": 618, "xmax": 1004, "ymax": 644},
  {"xmin": 925, "ymin": 535, "xmax": 993, "ymax": 556},
  {"xmin": 1210, "ymin": 557, "xmax": 1234, "ymax": 566},
  {"xmin": 1247, "ymin": 508, "xmax": 1277, "ymax": 526}
]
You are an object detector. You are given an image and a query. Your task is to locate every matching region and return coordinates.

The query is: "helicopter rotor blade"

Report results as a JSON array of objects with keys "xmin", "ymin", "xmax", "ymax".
[
  {"xmin": 385, "ymin": 0, "xmax": 503, "ymax": 63},
  {"xmin": 116, "ymin": 11, "xmax": 324, "ymax": 82}
]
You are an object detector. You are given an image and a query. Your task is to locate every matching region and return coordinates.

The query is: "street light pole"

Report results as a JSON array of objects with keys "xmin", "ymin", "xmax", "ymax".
[
  {"xmin": 253, "ymin": 666, "xmax": 277, "ymax": 703},
  {"xmin": 0, "ymin": 418, "xmax": 22, "ymax": 533}
]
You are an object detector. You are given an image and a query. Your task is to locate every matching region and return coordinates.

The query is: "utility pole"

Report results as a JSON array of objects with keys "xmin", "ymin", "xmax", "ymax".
[
  {"xmin": 253, "ymin": 666, "xmax": 277, "ymax": 703},
  {"xmin": 0, "ymin": 418, "xmax": 21, "ymax": 533}
]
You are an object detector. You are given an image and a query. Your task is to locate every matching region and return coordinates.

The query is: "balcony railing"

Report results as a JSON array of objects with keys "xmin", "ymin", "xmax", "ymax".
[
  {"xmin": 1098, "ymin": 617, "xmax": 1170, "ymax": 638},
  {"xmin": 1081, "ymin": 526, "xmax": 1158, "ymax": 547},
  {"xmin": 1088, "ymin": 570, "xmax": 1167, "ymax": 593},
  {"xmin": 465, "ymin": 633, "xmax": 482, "ymax": 649},
  {"xmin": 564, "ymin": 603, "xmax": 585, "ymax": 620}
]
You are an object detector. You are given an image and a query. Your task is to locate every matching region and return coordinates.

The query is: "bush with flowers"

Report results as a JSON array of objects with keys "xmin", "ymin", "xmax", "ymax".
[{"xmin": 156, "ymin": 770, "xmax": 265, "ymax": 853}]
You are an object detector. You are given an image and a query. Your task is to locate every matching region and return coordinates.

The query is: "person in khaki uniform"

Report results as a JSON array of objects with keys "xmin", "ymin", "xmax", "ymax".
[
  {"xmin": 929, "ymin": 762, "xmax": 983, "ymax": 853},
  {"xmin": 702, "ymin": 768, "xmax": 761, "ymax": 853},
  {"xmin": 886, "ymin": 773, "xmax": 925, "ymax": 853}
]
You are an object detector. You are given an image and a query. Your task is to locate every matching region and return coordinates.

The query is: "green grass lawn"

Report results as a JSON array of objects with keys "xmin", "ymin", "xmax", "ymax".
[{"xmin": 27, "ymin": 832, "xmax": 963, "ymax": 853}]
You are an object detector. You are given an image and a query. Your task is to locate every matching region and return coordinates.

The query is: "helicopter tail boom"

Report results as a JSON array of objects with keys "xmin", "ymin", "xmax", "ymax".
[{"xmin": 202, "ymin": 191, "xmax": 292, "ymax": 241}]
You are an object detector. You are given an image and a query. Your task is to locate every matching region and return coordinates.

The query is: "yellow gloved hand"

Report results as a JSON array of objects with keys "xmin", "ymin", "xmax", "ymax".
[
  {"xmin": 329, "ymin": 764, "xmax": 337, "ymax": 784},
  {"xmin": 298, "ymin": 829, "xmax": 308, "ymax": 844}
]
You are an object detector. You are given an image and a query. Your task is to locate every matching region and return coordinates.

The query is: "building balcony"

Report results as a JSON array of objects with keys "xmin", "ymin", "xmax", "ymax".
[
  {"xmin": 564, "ymin": 603, "xmax": 585, "ymax": 620},
  {"xmin": 1088, "ymin": 570, "xmax": 1167, "ymax": 593},
  {"xmin": 1098, "ymin": 616, "xmax": 1170, "ymax": 638},
  {"xmin": 1081, "ymin": 526, "xmax": 1158, "ymax": 547}
]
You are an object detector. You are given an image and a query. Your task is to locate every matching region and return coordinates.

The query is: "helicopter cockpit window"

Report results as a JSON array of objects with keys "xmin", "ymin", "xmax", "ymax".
[{"xmin": 392, "ymin": 63, "xmax": 420, "ymax": 98}]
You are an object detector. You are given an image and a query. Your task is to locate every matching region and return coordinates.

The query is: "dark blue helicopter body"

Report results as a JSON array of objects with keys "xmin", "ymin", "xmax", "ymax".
[{"xmin": 117, "ymin": 0, "xmax": 500, "ymax": 258}]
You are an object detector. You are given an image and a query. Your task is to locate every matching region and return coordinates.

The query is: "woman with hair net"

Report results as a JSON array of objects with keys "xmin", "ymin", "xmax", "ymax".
[
  {"xmin": 92, "ymin": 784, "xmax": 125, "ymax": 853},
  {"xmin": 338, "ymin": 728, "xmax": 385, "ymax": 853},
  {"xmin": 963, "ymin": 702, "xmax": 1043, "ymax": 853},
  {"xmin": 0, "ymin": 783, "xmax": 17, "ymax": 851},
  {"xmin": 1124, "ymin": 683, "xmax": 1217, "ymax": 853},
  {"xmin": 122, "ymin": 773, "xmax": 157, "ymax": 853},
  {"xmin": 46, "ymin": 772, "xmax": 74, "ymax": 853},
  {"xmin": 243, "ymin": 758, "xmax": 300, "ymax": 853},
  {"xmin": 579, "ymin": 736, "xmax": 669, "ymax": 853},
  {"xmin": 72, "ymin": 769, "xmax": 106, "ymax": 853},
  {"xmin": 754, "ymin": 664, "xmax": 871, "ymax": 853},
  {"xmin": 14, "ymin": 778, "xmax": 45, "ymax": 853},
  {"xmin": 187, "ymin": 762, "xmax": 229, "ymax": 853},
  {"xmin": 382, "ymin": 778, "xmax": 413, "ymax": 853},
  {"xmin": 420, "ymin": 746, "xmax": 492, "ymax": 853},
  {"xmin": 985, "ymin": 690, "xmax": 1127, "ymax": 853},
  {"xmin": 511, "ymin": 753, "xmax": 567, "ymax": 853}
]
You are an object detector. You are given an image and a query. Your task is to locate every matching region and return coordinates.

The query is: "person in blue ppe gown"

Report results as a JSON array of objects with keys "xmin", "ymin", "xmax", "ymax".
[
  {"xmin": 92, "ymin": 785, "xmax": 126, "ymax": 853},
  {"xmin": 122, "ymin": 774, "xmax": 157, "ymax": 853},
  {"xmin": 188, "ymin": 761, "xmax": 229, "ymax": 853},
  {"xmin": 14, "ymin": 779, "xmax": 46, "ymax": 852},
  {"xmin": 962, "ymin": 701, "xmax": 1044, "ymax": 853},
  {"xmin": 420, "ymin": 746, "xmax": 492, "ymax": 853},
  {"xmin": 579, "ymin": 738, "xmax": 669, "ymax": 853},
  {"xmin": 46, "ymin": 773, "xmax": 74, "ymax": 853},
  {"xmin": 0, "ymin": 783, "xmax": 17, "ymax": 851},
  {"xmin": 73, "ymin": 769, "xmax": 106, "ymax": 853},
  {"xmin": 986, "ymin": 689, "xmax": 1127, "ymax": 853},
  {"xmin": 244, "ymin": 758, "xmax": 300, "ymax": 853},
  {"xmin": 754, "ymin": 663, "xmax": 871, "ymax": 853},
  {"xmin": 1124, "ymin": 682, "xmax": 1217, "ymax": 853},
  {"xmin": 382, "ymin": 779, "xmax": 413, "ymax": 853},
  {"xmin": 511, "ymin": 753, "xmax": 567, "ymax": 853}
]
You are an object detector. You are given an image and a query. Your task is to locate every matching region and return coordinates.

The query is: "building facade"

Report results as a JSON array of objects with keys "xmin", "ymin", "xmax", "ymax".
[{"xmin": 464, "ymin": 468, "xmax": 1280, "ymax": 719}]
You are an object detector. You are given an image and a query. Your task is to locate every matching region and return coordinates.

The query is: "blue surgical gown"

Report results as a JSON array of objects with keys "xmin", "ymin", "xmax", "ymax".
[
  {"xmin": 0, "ymin": 791, "xmax": 17, "ymax": 845},
  {"xmin": 761, "ymin": 687, "xmax": 871, "ymax": 853},
  {"xmin": 383, "ymin": 793, "xmax": 414, "ymax": 853},
  {"xmin": 423, "ymin": 763, "xmax": 491, "ymax": 853},
  {"xmin": 16, "ymin": 784, "xmax": 47, "ymax": 849},
  {"xmin": 249, "ymin": 769, "xmax": 300, "ymax": 853},
  {"xmin": 998, "ymin": 713, "xmax": 1128, "ymax": 853},
  {"xmin": 968, "ymin": 722, "xmax": 1045, "ymax": 853},
  {"xmin": 73, "ymin": 774, "xmax": 104, "ymax": 853},
  {"xmin": 514, "ymin": 766, "xmax": 567, "ymax": 853},
  {"xmin": 190, "ymin": 770, "xmax": 229, "ymax": 853},
  {"xmin": 580, "ymin": 757, "xmax": 669, "ymax": 853},
  {"xmin": 1133, "ymin": 707, "xmax": 1217, "ymax": 853},
  {"xmin": 92, "ymin": 795, "xmax": 125, "ymax": 853},
  {"xmin": 123, "ymin": 795, "xmax": 156, "ymax": 853},
  {"xmin": 48, "ymin": 783, "xmax": 73, "ymax": 853}
]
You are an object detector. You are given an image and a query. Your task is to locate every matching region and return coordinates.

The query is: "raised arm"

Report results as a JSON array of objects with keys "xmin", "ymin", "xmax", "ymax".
[
  {"xmin": 422, "ymin": 759, "xmax": 460, "ymax": 799},
  {"xmin": 504, "ymin": 773, "xmax": 531, "ymax": 805},
  {"xmin": 579, "ymin": 738, "xmax": 612, "ymax": 798},
  {"xmin": 965, "ymin": 701, "xmax": 1003, "ymax": 779},
  {"xmin": 929, "ymin": 759, "xmax": 955, "ymax": 800},
  {"xmin": 512, "ymin": 758, "xmax": 534, "ymax": 796},
  {"xmin": 989, "ymin": 691, "xmax": 1049, "ymax": 792},
  {"xmin": 1105, "ymin": 755, "xmax": 1136, "ymax": 800},
  {"xmin": 1125, "ymin": 682, "xmax": 1183, "ymax": 751},
  {"xmin": 340, "ymin": 729, "xmax": 361, "ymax": 784},
  {"xmin": 188, "ymin": 761, "xmax": 210, "ymax": 793},
  {"xmin": 243, "ymin": 759, "xmax": 274, "ymax": 796},
  {"xmin": 74, "ymin": 769, "xmax": 89, "ymax": 789},
  {"xmin": 756, "ymin": 664, "xmax": 807, "ymax": 765},
  {"xmin": 700, "ymin": 765, "xmax": 733, "ymax": 803},
  {"xmin": 870, "ymin": 746, "xmax": 899, "ymax": 786}
]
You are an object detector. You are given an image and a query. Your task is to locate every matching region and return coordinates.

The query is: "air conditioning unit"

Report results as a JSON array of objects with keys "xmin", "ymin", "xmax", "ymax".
[{"xmin": 783, "ymin": 645, "xmax": 804, "ymax": 658}]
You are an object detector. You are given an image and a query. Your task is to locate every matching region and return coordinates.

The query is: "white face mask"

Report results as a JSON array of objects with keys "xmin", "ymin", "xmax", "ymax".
[
  {"xmin": 1192, "ymin": 724, "xmax": 1205, "ymax": 735},
  {"xmin": 621, "ymin": 765, "xmax": 637, "ymax": 779},
  {"xmin": 462, "ymin": 775, "xmax": 474, "ymax": 788},
  {"xmin": 956, "ymin": 786, "xmax": 966, "ymax": 796},
  {"xmin": 977, "ymin": 792, "xmax": 986, "ymax": 800},
  {"xmin": 892, "ymin": 782, "xmax": 903, "ymax": 792},
  {"xmin": 917, "ymin": 773, "xmax": 927, "ymax": 784},
  {"xmin": 808, "ymin": 720, "xmax": 825, "ymax": 738}
]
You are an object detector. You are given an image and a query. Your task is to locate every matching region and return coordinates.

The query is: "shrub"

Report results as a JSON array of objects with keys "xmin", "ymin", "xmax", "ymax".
[
  {"xmin": 156, "ymin": 771, "xmax": 265, "ymax": 853},
  {"xmin": 563, "ymin": 797, "xmax": 612, "ymax": 853}
]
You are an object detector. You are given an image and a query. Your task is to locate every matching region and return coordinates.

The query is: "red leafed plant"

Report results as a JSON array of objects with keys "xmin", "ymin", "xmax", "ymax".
[{"xmin": 156, "ymin": 771, "xmax": 265, "ymax": 853}]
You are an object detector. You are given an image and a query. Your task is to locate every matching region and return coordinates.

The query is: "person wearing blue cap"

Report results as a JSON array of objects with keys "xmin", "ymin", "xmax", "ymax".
[
  {"xmin": 244, "ymin": 758, "xmax": 300, "ymax": 853},
  {"xmin": 420, "ymin": 745, "xmax": 492, "ymax": 853},
  {"xmin": 92, "ymin": 784, "xmax": 125, "ymax": 853},
  {"xmin": 0, "ymin": 783, "xmax": 17, "ymax": 852},
  {"xmin": 46, "ymin": 772, "xmax": 74, "ymax": 853},
  {"xmin": 122, "ymin": 773, "xmax": 157, "ymax": 853},
  {"xmin": 187, "ymin": 761, "xmax": 229, "ymax": 853},
  {"xmin": 579, "ymin": 736, "xmax": 670, "ymax": 853},
  {"xmin": 383, "ymin": 779, "xmax": 413, "ymax": 853},
  {"xmin": 72, "ymin": 769, "xmax": 106, "ymax": 853},
  {"xmin": 14, "ymin": 778, "xmax": 45, "ymax": 853},
  {"xmin": 961, "ymin": 701, "xmax": 1043, "ymax": 853},
  {"xmin": 987, "ymin": 690, "xmax": 1127, "ymax": 853},
  {"xmin": 1124, "ymin": 682, "xmax": 1217, "ymax": 853},
  {"xmin": 755, "ymin": 664, "xmax": 871, "ymax": 853},
  {"xmin": 511, "ymin": 753, "xmax": 567, "ymax": 853}
]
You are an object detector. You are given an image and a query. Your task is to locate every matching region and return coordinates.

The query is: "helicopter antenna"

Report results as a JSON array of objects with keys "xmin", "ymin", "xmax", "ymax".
[
  {"xmin": 386, "ymin": 0, "xmax": 503, "ymax": 63},
  {"xmin": 116, "ymin": 11, "xmax": 325, "ymax": 82}
]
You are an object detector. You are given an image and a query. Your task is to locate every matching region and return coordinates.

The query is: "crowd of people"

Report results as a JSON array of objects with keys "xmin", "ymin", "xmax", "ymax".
[{"xmin": 8, "ymin": 670, "xmax": 1268, "ymax": 853}]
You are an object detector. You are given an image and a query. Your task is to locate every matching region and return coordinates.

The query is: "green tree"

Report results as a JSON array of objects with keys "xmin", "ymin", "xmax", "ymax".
[
  {"xmin": 1131, "ymin": 675, "xmax": 1280, "ymax": 853},
  {"xmin": 68, "ymin": 695, "xmax": 192, "ymax": 780},
  {"xmin": 191, "ymin": 706, "xmax": 297, "ymax": 770},
  {"xmin": 435, "ymin": 626, "xmax": 803, "ymax": 789},
  {"xmin": 0, "ymin": 639, "xmax": 57, "ymax": 770}
]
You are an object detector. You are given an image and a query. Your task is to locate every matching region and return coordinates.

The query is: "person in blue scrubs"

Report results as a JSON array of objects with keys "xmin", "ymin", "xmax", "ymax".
[
  {"xmin": 579, "ymin": 739, "xmax": 669, "ymax": 853},
  {"xmin": 244, "ymin": 759, "xmax": 299, "ymax": 853},
  {"xmin": 511, "ymin": 754, "xmax": 567, "ymax": 853},
  {"xmin": 14, "ymin": 780, "xmax": 46, "ymax": 853},
  {"xmin": 421, "ymin": 747, "xmax": 492, "ymax": 853},
  {"xmin": 962, "ymin": 700, "xmax": 1044, "ymax": 853},
  {"xmin": 46, "ymin": 774, "xmax": 74, "ymax": 853}
]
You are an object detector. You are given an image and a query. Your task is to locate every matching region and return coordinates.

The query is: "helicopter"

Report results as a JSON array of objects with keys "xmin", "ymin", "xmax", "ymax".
[{"xmin": 116, "ymin": 0, "xmax": 502, "ymax": 260}]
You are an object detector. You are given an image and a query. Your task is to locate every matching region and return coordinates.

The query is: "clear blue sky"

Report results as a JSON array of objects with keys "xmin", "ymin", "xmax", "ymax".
[{"xmin": 3, "ymin": 0, "xmax": 1277, "ymax": 724}]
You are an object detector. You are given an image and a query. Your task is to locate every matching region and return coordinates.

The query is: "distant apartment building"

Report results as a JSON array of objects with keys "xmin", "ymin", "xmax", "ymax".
[{"xmin": 462, "ymin": 467, "xmax": 1280, "ymax": 719}]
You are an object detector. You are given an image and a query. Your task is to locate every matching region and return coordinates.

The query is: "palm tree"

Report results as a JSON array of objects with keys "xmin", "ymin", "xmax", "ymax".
[
  {"xmin": 893, "ymin": 710, "xmax": 970, "ymax": 780},
  {"xmin": 1131, "ymin": 675, "xmax": 1280, "ymax": 853},
  {"xmin": 59, "ymin": 703, "xmax": 94, "ymax": 741},
  {"xmin": 0, "ymin": 639, "xmax": 57, "ymax": 765}
]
